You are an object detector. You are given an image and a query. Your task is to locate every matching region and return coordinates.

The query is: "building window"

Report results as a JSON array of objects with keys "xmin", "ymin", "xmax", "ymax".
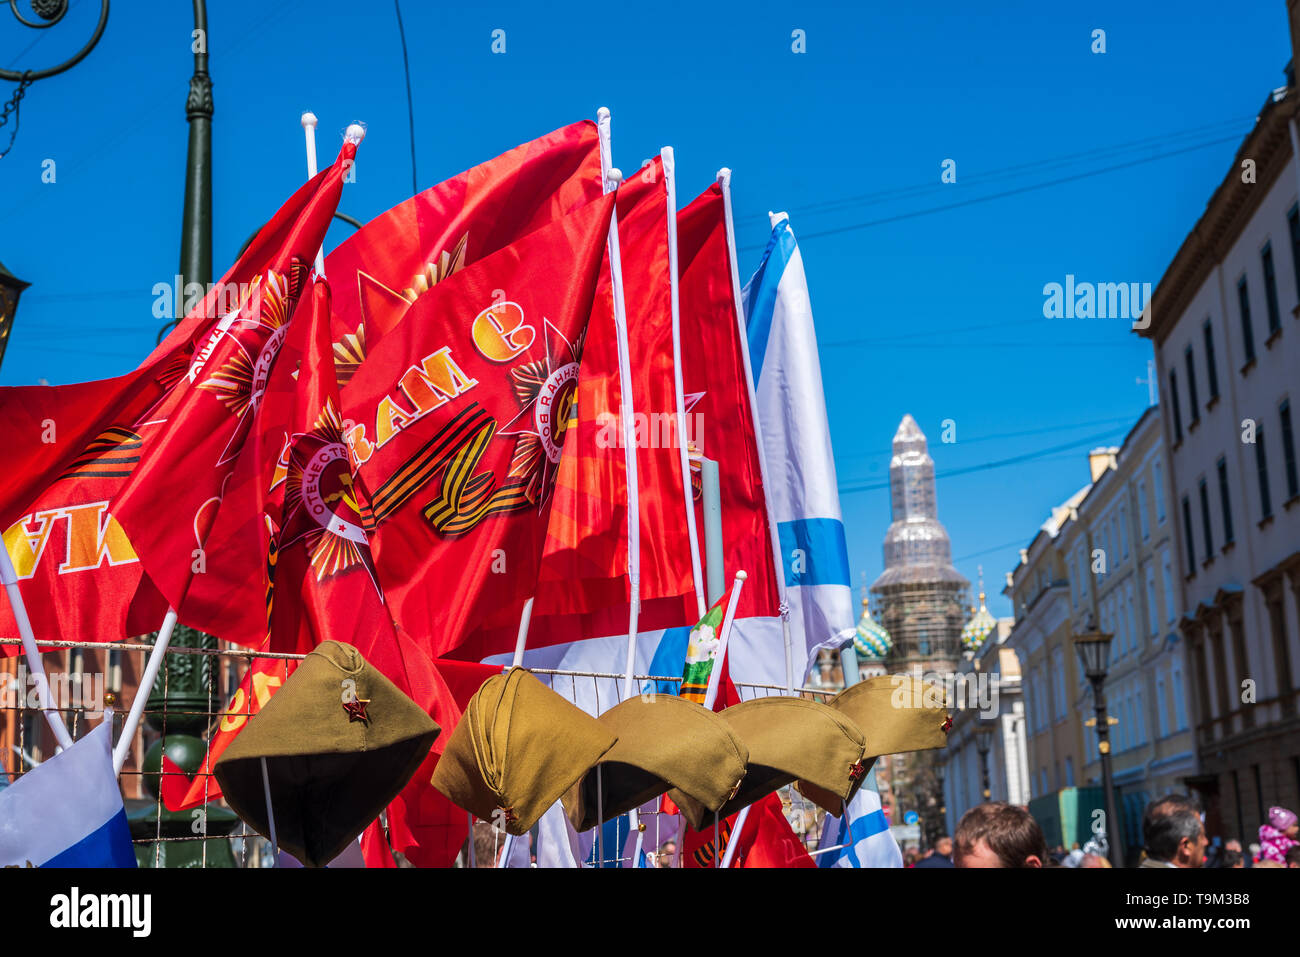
[
  {"xmin": 1181, "ymin": 494, "xmax": 1196, "ymax": 571},
  {"xmin": 1156, "ymin": 669, "xmax": 1169, "ymax": 738},
  {"xmin": 1263, "ymin": 242, "xmax": 1281, "ymax": 335},
  {"xmin": 1216, "ymin": 456, "xmax": 1234, "ymax": 545},
  {"xmin": 1161, "ymin": 550, "xmax": 1176, "ymax": 622},
  {"xmin": 1136, "ymin": 689, "xmax": 1146, "ymax": 744},
  {"xmin": 1138, "ymin": 479, "xmax": 1150, "ymax": 539},
  {"xmin": 1184, "ymin": 345, "xmax": 1200, "ymax": 425},
  {"xmin": 1256, "ymin": 426, "xmax": 1273, "ymax": 519},
  {"xmin": 1281, "ymin": 399, "xmax": 1299, "ymax": 501},
  {"xmin": 1119, "ymin": 504, "xmax": 1129, "ymax": 558},
  {"xmin": 1172, "ymin": 662, "xmax": 1187, "ymax": 730},
  {"xmin": 1202, "ymin": 319, "xmax": 1219, "ymax": 402},
  {"xmin": 1145, "ymin": 563, "xmax": 1159, "ymax": 635},
  {"xmin": 1153, "ymin": 459, "xmax": 1166, "ymax": 522},
  {"xmin": 1169, "ymin": 369, "xmax": 1184, "ymax": 441},
  {"xmin": 1237, "ymin": 275, "xmax": 1256, "ymax": 363},
  {"xmin": 1198, "ymin": 477, "xmax": 1214, "ymax": 557},
  {"xmin": 1065, "ymin": 757, "xmax": 1074, "ymax": 786},
  {"xmin": 1289, "ymin": 203, "xmax": 1300, "ymax": 298},
  {"xmin": 1126, "ymin": 585, "xmax": 1138, "ymax": 653}
]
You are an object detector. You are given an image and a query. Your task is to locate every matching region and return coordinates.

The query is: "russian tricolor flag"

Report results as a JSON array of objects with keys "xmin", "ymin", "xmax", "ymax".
[{"xmin": 0, "ymin": 722, "xmax": 136, "ymax": 868}]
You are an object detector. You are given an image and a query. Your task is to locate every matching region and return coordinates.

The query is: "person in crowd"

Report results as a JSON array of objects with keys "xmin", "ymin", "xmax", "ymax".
[
  {"xmin": 903, "ymin": 848, "xmax": 920, "ymax": 867},
  {"xmin": 1222, "ymin": 849, "xmax": 1244, "ymax": 868},
  {"xmin": 1080, "ymin": 852, "xmax": 1110, "ymax": 868},
  {"xmin": 1258, "ymin": 806, "xmax": 1298, "ymax": 865},
  {"xmin": 1139, "ymin": 794, "xmax": 1208, "ymax": 868},
  {"xmin": 657, "ymin": 840, "xmax": 677, "ymax": 868},
  {"xmin": 1284, "ymin": 845, "xmax": 1300, "ymax": 869},
  {"xmin": 953, "ymin": 802, "xmax": 1046, "ymax": 868},
  {"xmin": 913, "ymin": 835, "xmax": 955, "ymax": 868}
]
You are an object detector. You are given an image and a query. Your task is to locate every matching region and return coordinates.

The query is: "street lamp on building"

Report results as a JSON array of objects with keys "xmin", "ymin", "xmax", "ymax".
[
  {"xmin": 974, "ymin": 720, "xmax": 995, "ymax": 801},
  {"xmin": 1073, "ymin": 624, "xmax": 1124, "ymax": 867}
]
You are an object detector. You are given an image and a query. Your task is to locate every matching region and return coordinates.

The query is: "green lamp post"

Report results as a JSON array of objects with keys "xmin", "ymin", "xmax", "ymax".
[{"xmin": 127, "ymin": 624, "xmax": 240, "ymax": 867}]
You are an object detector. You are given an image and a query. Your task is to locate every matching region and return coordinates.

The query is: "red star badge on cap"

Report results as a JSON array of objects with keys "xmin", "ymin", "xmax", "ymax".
[
  {"xmin": 342, "ymin": 696, "xmax": 371, "ymax": 723},
  {"xmin": 941, "ymin": 715, "xmax": 953, "ymax": 733},
  {"xmin": 848, "ymin": 760, "xmax": 867, "ymax": 781}
]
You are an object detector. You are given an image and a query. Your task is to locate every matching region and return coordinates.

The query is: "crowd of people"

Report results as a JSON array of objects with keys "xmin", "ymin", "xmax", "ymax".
[{"xmin": 905, "ymin": 797, "xmax": 1300, "ymax": 868}]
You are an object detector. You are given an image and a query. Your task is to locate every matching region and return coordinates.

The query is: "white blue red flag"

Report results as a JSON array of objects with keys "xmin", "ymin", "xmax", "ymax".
[
  {"xmin": 729, "ymin": 214, "xmax": 856, "ymax": 686},
  {"xmin": 817, "ymin": 788, "xmax": 901, "ymax": 868},
  {"xmin": 0, "ymin": 723, "xmax": 135, "ymax": 868}
]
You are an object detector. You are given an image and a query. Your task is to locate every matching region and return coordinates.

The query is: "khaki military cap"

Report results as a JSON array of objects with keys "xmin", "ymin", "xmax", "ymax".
[
  {"xmin": 798, "ymin": 674, "xmax": 952, "ymax": 810},
  {"xmin": 431, "ymin": 667, "xmax": 617, "ymax": 836},
  {"xmin": 561, "ymin": 694, "xmax": 749, "ymax": 831},
  {"xmin": 669, "ymin": 696, "xmax": 867, "ymax": 830},
  {"xmin": 214, "ymin": 640, "xmax": 440, "ymax": 867}
]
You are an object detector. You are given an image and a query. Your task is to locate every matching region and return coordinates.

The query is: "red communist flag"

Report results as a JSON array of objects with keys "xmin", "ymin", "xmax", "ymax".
[
  {"xmin": 488, "ymin": 156, "xmax": 703, "ymax": 651},
  {"xmin": 168, "ymin": 279, "xmax": 462, "ymax": 844},
  {"xmin": 674, "ymin": 183, "xmax": 780, "ymax": 620},
  {"xmin": 324, "ymin": 120, "xmax": 602, "ymax": 378},
  {"xmin": 110, "ymin": 136, "xmax": 361, "ymax": 628},
  {"xmin": 0, "ymin": 135, "xmax": 360, "ymax": 652},
  {"xmin": 336, "ymin": 192, "xmax": 615, "ymax": 663}
]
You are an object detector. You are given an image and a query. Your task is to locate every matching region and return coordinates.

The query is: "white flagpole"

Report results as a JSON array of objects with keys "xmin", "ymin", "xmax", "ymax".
[
  {"xmin": 701, "ymin": 570, "xmax": 746, "ymax": 711},
  {"xmin": 301, "ymin": 112, "xmax": 328, "ymax": 278},
  {"xmin": 261, "ymin": 756, "xmax": 280, "ymax": 865},
  {"xmin": 661, "ymin": 147, "xmax": 706, "ymax": 621},
  {"xmin": 716, "ymin": 169, "xmax": 796, "ymax": 693},
  {"xmin": 596, "ymin": 108, "xmax": 643, "ymax": 702},
  {"xmin": 509, "ymin": 596, "xmax": 535, "ymax": 669},
  {"xmin": 112, "ymin": 606, "xmax": 178, "ymax": 775},
  {"xmin": 0, "ymin": 547, "xmax": 73, "ymax": 750},
  {"xmin": 719, "ymin": 804, "xmax": 751, "ymax": 867}
]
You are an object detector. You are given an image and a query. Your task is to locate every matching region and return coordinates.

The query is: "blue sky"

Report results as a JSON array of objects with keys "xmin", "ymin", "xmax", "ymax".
[{"xmin": 0, "ymin": 1, "xmax": 1289, "ymax": 617}]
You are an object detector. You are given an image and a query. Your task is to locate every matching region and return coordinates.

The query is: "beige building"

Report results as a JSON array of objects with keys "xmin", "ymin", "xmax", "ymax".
[
  {"xmin": 1135, "ymin": 4, "xmax": 1300, "ymax": 842},
  {"xmin": 1005, "ymin": 409, "xmax": 1192, "ymax": 857}
]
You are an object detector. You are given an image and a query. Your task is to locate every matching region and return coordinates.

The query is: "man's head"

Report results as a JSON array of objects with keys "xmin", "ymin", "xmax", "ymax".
[
  {"xmin": 1080, "ymin": 853, "xmax": 1109, "ymax": 868},
  {"xmin": 657, "ymin": 840, "xmax": 677, "ymax": 867},
  {"xmin": 1223, "ymin": 849, "xmax": 1244, "ymax": 868},
  {"xmin": 954, "ymin": 802, "xmax": 1047, "ymax": 868},
  {"xmin": 934, "ymin": 835, "xmax": 953, "ymax": 859},
  {"xmin": 1285, "ymin": 845, "xmax": 1300, "ymax": 869},
  {"xmin": 1142, "ymin": 794, "xmax": 1207, "ymax": 867},
  {"xmin": 1225, "ymin": 838, "xmax": 1242, "ymax": 853}
]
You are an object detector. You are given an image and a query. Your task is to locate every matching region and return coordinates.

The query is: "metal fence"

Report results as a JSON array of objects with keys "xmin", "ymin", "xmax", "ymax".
[{"xmin": 0, "ymin": 637, "xmax": 842, "ymax": 868}]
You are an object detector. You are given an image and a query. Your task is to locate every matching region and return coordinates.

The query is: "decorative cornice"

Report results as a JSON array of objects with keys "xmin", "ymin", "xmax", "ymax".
[{"xmin": 1140, "ymin": 91, "xmax": 1300, "ymax": 345}]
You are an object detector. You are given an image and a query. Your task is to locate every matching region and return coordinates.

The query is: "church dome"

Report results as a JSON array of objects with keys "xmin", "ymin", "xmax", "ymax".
[
  {"xmin": 854, "ymin": 596, "xmax": 893, "ymax": 660},
  {"xmin": 961, "ymin": 588, "xmax": 997, "ymax": 653}
]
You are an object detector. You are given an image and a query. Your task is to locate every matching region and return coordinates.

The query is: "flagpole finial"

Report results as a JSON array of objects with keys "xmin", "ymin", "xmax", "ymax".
[
  {"xmin": 606, "ymin": 167, "xmax": 623, "ymax": 188},
  {"xmin": 345, "ymin": 123, "xmax": 366, "ymax": 145},
  {"xmin": 301, "ymin": 111, "xmax": 318, "ymax": 129},
  {"xmin": 735, "ymin": 570, "xmax": 747, "ymax": 581},
  {"xmin": 597, "ymin": 106, "xmax": 610, "ymax": 122},
  {"xmin": 716, "ymin": 167, "xmax": 732, "ymax": 187}
]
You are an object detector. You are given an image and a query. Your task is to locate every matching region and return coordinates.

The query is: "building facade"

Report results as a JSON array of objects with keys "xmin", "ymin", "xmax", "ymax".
[
  {"xmin": 1137, "ymin": 24, "xmax": 1300, "ymax": 841},
  {"xmin": 1004, "ymin": 410, "xmax": 1192, "ymax": 859}
]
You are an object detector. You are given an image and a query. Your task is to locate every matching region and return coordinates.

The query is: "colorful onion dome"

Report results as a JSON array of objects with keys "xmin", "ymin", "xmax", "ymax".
[
  {"xmin": 961, "ymin": 591, "xmax": 996, "ymax": 653},
  {"xmin": 854, "ymin": 596, "xmax": 893, "ymax": 660}
]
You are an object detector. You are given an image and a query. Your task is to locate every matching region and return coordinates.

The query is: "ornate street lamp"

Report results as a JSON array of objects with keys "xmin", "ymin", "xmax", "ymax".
[
  {"xmin": 1073, "ymin": 625, "xmax": 1124, "ymax": 867},
  {"xmin": 0, "ymin": 1, "xmax": 111, "ymax": 158},
  {"xmin": 0, "ymin": 261, "xmax": 30, "ymax": 372},
  {"xmin": 974, "ymin": 719, "xmax": 995, "ymax": 801}
]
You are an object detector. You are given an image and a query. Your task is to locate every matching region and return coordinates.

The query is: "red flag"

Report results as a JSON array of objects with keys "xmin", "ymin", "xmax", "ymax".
[
  {"xmin": 324, "ymin": 121, "xmax": 602, "ymax": 370},
  {"xmin": 0, "ymin": 137, "xmax": 360, "ymax": 652},
  {"xmin": 682, "ymin": 792, "xmax": 815, "ymax": 868},
  {"xmin": 675, "ymin": 184, "xmax": 780, "ymax": 620},
  {"xmin": 487, "ymin": 157, "xmax": 702, "ymax": 650},
  {"xmin": 111, "ymin": 137, "xmax": 360, "ymax": 626},
  {"xmin": 330, "ymin": 193, "xmax": 615, "ymax": 664}
]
